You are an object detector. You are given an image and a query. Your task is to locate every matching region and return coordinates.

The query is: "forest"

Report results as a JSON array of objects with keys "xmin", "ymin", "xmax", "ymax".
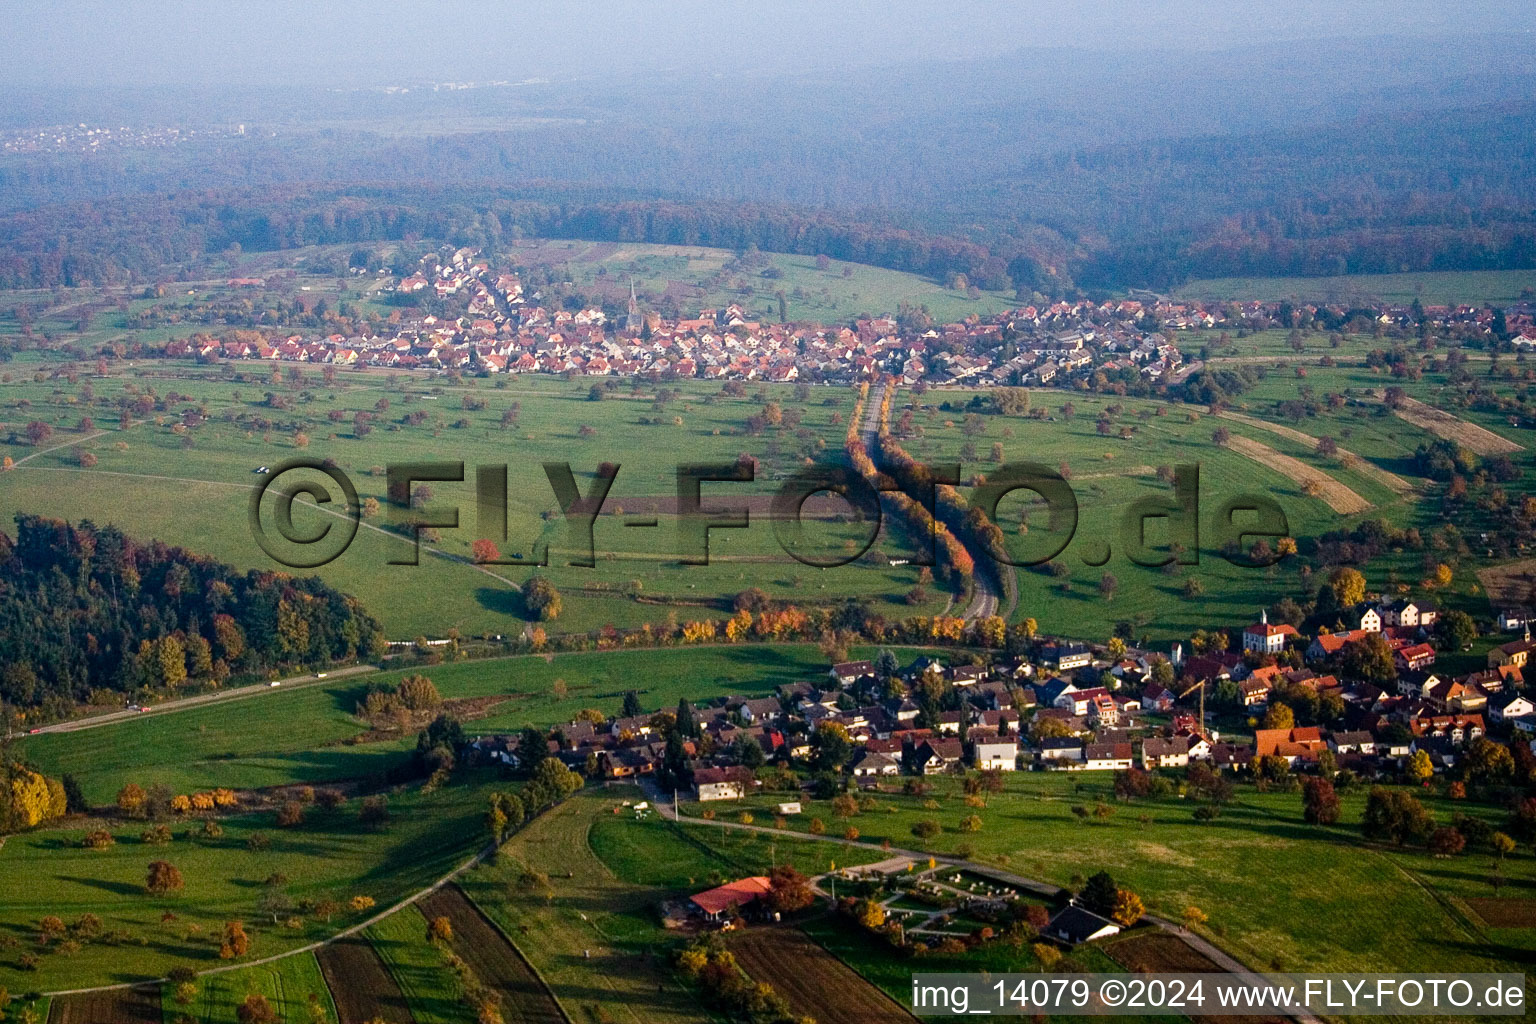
[
  {"xmin": 0, "ymin": 514, "xmax": 387, "ymax": 714},
  {"xmin": 1, "ymin": 35, "xmax": 1534, "ymax": 295}
]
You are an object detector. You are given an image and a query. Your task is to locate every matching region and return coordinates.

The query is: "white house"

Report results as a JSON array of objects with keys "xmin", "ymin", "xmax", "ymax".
[
  {"xmin": 1241, "ymin": 611, "xmax": 1297, "ymax": 654},
  {"xmin": 694, "ymin": 766, "xmax": 753, "ymax": 801},
  {"xmin": 973, "ymin": 738, "xmax": 1019, "ymax": 771}
]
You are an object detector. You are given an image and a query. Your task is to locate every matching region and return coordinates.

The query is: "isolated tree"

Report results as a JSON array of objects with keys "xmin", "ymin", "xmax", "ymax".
[
  {"xmin": 1182, "ymin": 906, "xmax": 1208, "ymax": 931},
  {"xmin": 764, "ymin": 865, "xmax": 815, "ymax": 914},
  {"xmin": 1362, "ymin": 786, "xmax": 1433, "ymax": 846},
  {"xmin": 1436, "ymin": 610, "xmax": 1476, "ymax": 650},
  {"xmin": 1328, "ymin": 567, "xmax": 1367, "ymax": 608},
  {"xmin": 1428, "ymin": 827, "xmax": 1465, "ymax": 858},
  {"xmin": 1301, "ymin": 777, "xmax": 1340, "ymax": 825},
  {"xmin": 396, "ymin": 674, "xmax": 441, "ymax": 710},
  {"xmin": 1111, "ymin": 889, "xmax": 1144, "ymax": 927},
  {"xmin": 428, "ymin": 915, "xmax": 453, "ymax": 944},
  {"xmin": 523, "ymin": 576, "xmax": 563, "ymax": 621},
  {"xmin": 146, "ymin": 860, "xmax": 185, "ymax": 896},
  {"xmin": 236, "ymin": 994, "xmax": 276, "ymax": 1024}
]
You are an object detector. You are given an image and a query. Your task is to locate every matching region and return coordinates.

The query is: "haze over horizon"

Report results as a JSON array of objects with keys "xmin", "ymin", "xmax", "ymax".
[{"xmin": 3, "ymin": 0, "xmax": 1533, "ymax": 88}]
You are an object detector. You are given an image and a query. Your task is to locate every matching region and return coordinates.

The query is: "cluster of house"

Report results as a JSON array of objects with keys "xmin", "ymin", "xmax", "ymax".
[
  {"xmin": 460, "ymin": 595, "xmax": 1531, "ymax": 795},
  {"xmin": 146, "ymin": 236, "xmax": 1536, "ymax": 389}
]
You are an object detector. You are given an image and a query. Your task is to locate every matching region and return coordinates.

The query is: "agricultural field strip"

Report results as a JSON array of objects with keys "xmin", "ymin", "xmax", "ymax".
[
  {"xmin": 1221, "ymin": 434, "xmax": 1371, "ymax": 515},
  {"xmin": 1214, "ymin": 410, "xmax": 1414, "ymax": 495},
  {"xmin": 1390, "ymin": 396, "xmax": 1524, "ymax": 456}
]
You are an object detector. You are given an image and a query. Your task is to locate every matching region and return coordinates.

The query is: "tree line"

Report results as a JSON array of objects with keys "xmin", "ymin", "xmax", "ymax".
[{"xmin": 0, "ymin": 514, "xmax": 386, "ymax": 715}]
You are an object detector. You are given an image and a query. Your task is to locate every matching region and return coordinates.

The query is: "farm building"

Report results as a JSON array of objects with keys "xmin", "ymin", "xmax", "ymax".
[
  {"xmin": 690, "ymin": 876, "xmax": 774, "ymax": 922},
  {"xmin": 693, "ymin": 766, "xmax": 755, "ymax": 801}
]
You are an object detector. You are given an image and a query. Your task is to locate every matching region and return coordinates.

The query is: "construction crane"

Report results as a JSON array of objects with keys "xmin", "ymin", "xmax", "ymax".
[{"xmin": 1177, "ymin": 679, "xmax": 1207, "ymax": 732}]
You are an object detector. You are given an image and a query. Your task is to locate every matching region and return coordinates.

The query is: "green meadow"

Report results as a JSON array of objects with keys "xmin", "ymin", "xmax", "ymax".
[
  {"xmin": 0, "ymin": 776, "xmax": 494, "ymax": 991},
  {"xmin": 693, "ymin": 770, "xmax": 1533, "ymax": 980},
  {"xmin": 163, "ymin": 951, "xmax": 337, "ymax": 1024},
  {"xmin": 16, "ymin": 644, "xmax": 868, "ymax": 803},
  {"xmin": 1174, "ymin": 268, "xmax": 1536, "ymax": 307}
]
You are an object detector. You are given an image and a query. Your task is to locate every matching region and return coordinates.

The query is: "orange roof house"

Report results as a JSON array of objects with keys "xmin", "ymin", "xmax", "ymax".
[
  {"xmin": 1253, "ymin": 726, "xmax": 1329, "ymax": 763},
  {"xmin": 690, "ymin": 877, "xmax": 774, "ymax": 919}
]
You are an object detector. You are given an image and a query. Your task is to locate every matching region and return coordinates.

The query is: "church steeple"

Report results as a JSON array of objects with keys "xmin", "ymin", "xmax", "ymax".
[{"xmin": 625, "ymin": 277, "xmax": 642, "ymax": 334}]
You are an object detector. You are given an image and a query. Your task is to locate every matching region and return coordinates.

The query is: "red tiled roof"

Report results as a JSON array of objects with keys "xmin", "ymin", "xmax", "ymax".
[{"xmin": 690, "ymin": 877, "xmax": 773, "ymax": 916}]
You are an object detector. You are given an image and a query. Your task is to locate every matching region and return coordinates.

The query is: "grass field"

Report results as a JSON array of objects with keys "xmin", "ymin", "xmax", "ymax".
[
  {"xmin": 165, "ymin": 951, "xmax": 337, "ymax": 1024},
  {"xmin": 1173, "ymin": 269, "xmax": 1536, "ymax": 306},
  {"xmin": 15, "ymin": 643, "xmax": 879, "ymax": 803},
  {"xmin": 903, "ymin": 387, "xmax": 1401, "ymax": 640},
  {"xmin": 689, "ymin": 770, "xmax": 1534, "ymax": 979},
  {"xmin": 0, "ymin": 367, "xmax": 950, "ymax": 638},
  {"xmin": 496, "ymin": 238, "xmax": 1019, "ymax": 325},
  {"xmin": 0, "ymin": 776, "xmax": 494, "ymax": 991}
]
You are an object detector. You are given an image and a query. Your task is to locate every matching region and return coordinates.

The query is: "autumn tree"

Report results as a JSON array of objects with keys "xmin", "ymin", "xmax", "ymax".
[
  {"xmin": 1301, "ymin": 777, "xmax": 1340, "ymax": 825},
  {"xmin": 764, "ymin": 865, "xmax": 815, "ymax": 914},
  {"xmin": 116, "ymin": 783, "xmax": 148, "ymax": 818},
  {"xmin": 1362, "ymin": 786, "xmax": 1433, "ymax": 846},
  {"xmin": 146, "ymin": 860, "xmax": 185, "ymax": 895},
  {"xmin": 1111, "ymin": 889, "xmax": 1144, "ymax": 927},
  {"xmin": 396, "ymin": 674, "xmax": 442, "ymax": 710},
  {"xmin": 236, "ymin": 993, "xmax": 277, "ymax": 1024},
  {"xmin": 523, "ymin": 576, "xmax": 562, "ymax": 621}
]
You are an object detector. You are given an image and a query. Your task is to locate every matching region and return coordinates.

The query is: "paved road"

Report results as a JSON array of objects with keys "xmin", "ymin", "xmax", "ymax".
[
  {"xmin": 647, "ymin": 782, "xmax": 1322, "ymax": 1024},
  {"xmin": 13, "ymin": 662, "xmax": 380, "ymax": 738},
  {"xmin": 862, "ymin": 380, "xmax": 1001, "ymax": 624}
]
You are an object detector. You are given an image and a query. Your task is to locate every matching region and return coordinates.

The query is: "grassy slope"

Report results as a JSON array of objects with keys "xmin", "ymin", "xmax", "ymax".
[
  {"xmin": 0, "ymin": 369, "xmax": 950, "ymax": 637},
  {"xmin": 0, "ymin": 776, "xmax": 493, "ymax": 992},
  {"xmin": 16, "ymin": 643, "xmax": 856, "ymax": 803},
  {"xmin": 457, "ymin": 789, "xmax": 711, "ymax": 1024}
]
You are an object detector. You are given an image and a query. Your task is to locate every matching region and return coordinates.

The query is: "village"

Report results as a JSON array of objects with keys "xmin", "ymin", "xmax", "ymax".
[
  {"xmin": 163, "ymin": 248, "xmax": 1536, "ymax": 390},
  {"xmin": 464, "ymin": 594, "xmax": 1534, "ymax": 803}
]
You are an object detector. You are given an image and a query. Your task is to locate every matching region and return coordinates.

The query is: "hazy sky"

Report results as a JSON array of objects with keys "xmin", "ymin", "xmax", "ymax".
[{"xmin": 3, "ymin": 0, "xmax": 1532, "ymax": 87}]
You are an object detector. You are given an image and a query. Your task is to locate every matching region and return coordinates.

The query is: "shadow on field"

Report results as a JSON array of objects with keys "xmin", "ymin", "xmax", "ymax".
[
  {"xmin": 58, "ymin": 875, "xmax": 144, "ymax": 896},
  {"xmin": 476, "ymin": 585, "xmax": 526, "ymax": 617}
]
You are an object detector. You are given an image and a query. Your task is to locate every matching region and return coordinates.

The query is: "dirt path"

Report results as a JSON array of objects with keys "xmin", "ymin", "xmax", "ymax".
[
  {"xmin": 7, "ymin": 430, "xmax": 109, "ymax": 468},
  {"xmin": 1221, "ymin": 434, "xmax": 1372, "ymax": 514},
  {"xmin": 1391, "ymin": 396, "xmax": 1523, "ymax": 455},
  {"xmin": 1216, "ymin": 411, "xmax": 1413, "ymax": 495}
]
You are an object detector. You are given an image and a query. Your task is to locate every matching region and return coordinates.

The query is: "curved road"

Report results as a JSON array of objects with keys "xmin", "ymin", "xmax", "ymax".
[{"xmin": 862, "ymin": 380, "xmax": 1002, "ymax": 623}]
